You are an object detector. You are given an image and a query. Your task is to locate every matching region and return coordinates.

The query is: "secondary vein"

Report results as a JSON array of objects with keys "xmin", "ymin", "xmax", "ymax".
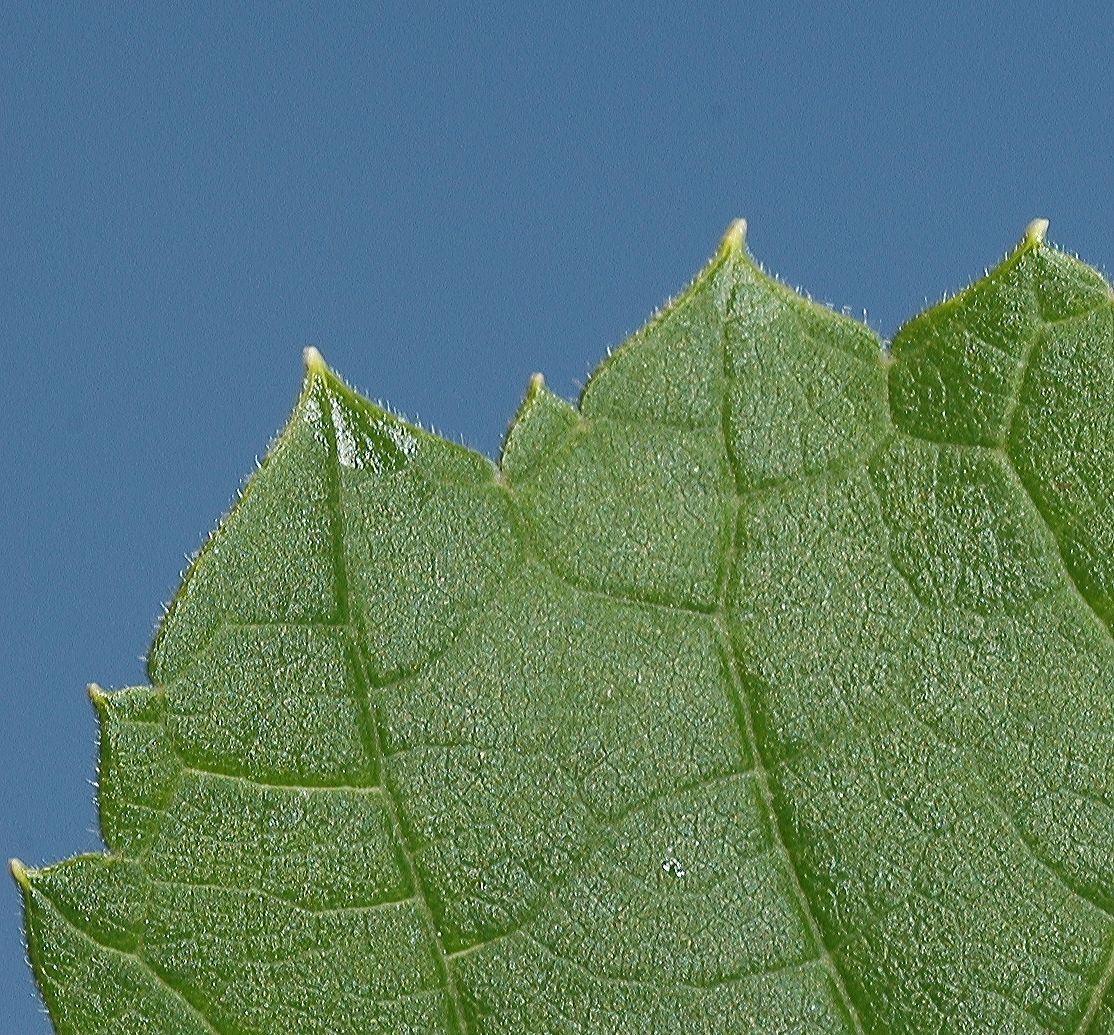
[
  {"xmin": 716, "ymin": 273, "xmax": 868, "ymax": 1035},
  {"xmin": 1076, "ymin": 931, "xmax": 1114, "ymax": 1035},
  {"xmin": 32, "ymin": 886, "xmax": 227, "ymax": 1035},
  {"xmin": 315, "ymin": 375, "xmax": 471, "ymax": 1035}
]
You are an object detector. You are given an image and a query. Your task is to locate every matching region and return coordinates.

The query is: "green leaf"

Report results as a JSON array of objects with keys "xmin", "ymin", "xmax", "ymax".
[{"xmin": 14, "ymin": 219, "xmax": 1114, "ymax": 1034}]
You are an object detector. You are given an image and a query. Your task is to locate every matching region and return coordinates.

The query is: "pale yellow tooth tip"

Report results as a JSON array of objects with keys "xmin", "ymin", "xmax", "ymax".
[
  {"xmin": 9, "ymin": 858, "xmax": 30, "ymax": 887},
  {"xmin": 1025, "ymin": 218, "xmax": 1049, "ymax": 245},
  {"xmin": 87, "ymin": 682, "xmax": 106, "ymax": 704},
  {"xmin": 721, "ymin": 218, "xmax": 747, "ymax": 254},
  {"xmin": 303, "ymin": 346, "xmax": 328, "ymax": 372}
]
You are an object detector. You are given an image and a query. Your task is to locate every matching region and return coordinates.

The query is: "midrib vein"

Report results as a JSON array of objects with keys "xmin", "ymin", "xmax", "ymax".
[
  {"xmin": 716, "ymin": 278, "xmax": 868, "ymax": 1035},
  {"xmin": 317, "ymin": 385, "xmax": 470, "ymax": 1035}
]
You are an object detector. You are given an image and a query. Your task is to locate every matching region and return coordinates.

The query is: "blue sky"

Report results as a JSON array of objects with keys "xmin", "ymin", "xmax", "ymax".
[{"xmin": 3, "ymin": 4, "xmax": 1113, "ymax": 1028}]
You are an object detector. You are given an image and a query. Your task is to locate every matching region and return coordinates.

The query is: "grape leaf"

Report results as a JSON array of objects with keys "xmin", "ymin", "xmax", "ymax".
[{"xmin": 13, "ymin": 220, "xmax": 1114, "ymax": 1034}]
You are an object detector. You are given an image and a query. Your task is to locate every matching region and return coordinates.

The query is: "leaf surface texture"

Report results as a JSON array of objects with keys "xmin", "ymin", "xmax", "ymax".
[{"xmin": 17, "ymin": 223, "xmax": 1114, "ymax": 1034}]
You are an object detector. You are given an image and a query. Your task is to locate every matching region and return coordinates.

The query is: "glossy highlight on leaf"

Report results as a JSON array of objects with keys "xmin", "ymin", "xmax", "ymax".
[{"xmin": 13, "ymin": 220, "xmax": 1114, "ymax": 1034}]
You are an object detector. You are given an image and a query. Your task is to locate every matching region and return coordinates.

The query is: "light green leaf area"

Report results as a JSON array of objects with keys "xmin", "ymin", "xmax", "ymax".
[{"xmin": 15, "ymin": 221, "xmax": 1114, "ymax": 1035}]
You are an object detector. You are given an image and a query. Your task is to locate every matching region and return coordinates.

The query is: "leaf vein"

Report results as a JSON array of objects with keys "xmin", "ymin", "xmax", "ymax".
[
  {"xmin": 314, "ymin": 377, "xmax": 472, "ymax": 1035},
  {"xmin": 34, "ymin": 886, "xmax": 228, "ymax": 1035},
  {"xmin": 717, "ymin": 274, "xmax": 869, "ymax": 1035},
  {"xmin": 443, "ymin": 768, "xmax": 757, "ymax": 963},
  {"xmin": 1077, "ymin": 932, "xmax": 1114, "ymax": 1034}
]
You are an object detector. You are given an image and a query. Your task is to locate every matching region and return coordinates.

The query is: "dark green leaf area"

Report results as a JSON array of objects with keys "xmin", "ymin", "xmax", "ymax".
[{"xmin": 18, "ymin": 227, "xmax": 1114, "ymax": 1034}]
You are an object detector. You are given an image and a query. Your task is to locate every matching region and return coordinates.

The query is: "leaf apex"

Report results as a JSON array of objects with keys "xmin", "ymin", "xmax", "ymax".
[
  {"xmin": 303, "ymin": 345, "xmax": 329, "ymax": 375},
  {"xmin": 9, "ymin": 857, "xmax": 31, "ymax": 889},
  {"xmin": 1024, "ymin": 217, "xmax": 1050, "ymax": 246},
  {"xmin": 719, "ymin": 218, "xmax": 748, "ymax": 256}
]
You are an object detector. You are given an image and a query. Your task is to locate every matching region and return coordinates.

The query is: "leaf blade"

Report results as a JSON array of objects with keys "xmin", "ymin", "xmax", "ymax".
[{"xmin": 17, "ymin": 223, "xmax": 1114, "ymax": 1034}]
